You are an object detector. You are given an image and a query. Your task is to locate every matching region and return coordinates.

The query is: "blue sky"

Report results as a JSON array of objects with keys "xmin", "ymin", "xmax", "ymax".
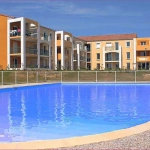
[{"xmin": 0, "ymin": 0, "xmax": 150, "ymax": 37}]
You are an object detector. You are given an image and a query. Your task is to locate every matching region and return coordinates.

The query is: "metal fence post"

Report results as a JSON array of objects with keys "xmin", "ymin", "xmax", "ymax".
[
  {"xmin": 78, "ymin": 71, "xmax": 79, "ymax": 82},
  {"xmin": 61, "ymin": 71, "xmax": 62, "ymax": 83},
  {"xmin": 135, "ymin": 70, "xmax": 136, "ymax": 83},
  {"xmin": 115, "ymin": 71, "xmax": 116, "ymax": 82},
  {"xmin": 96, "ymin": 71, "xmax": 97, "ymax": 82},
  {"xmin": 45, "ymin": 72, "xmax": 46, "ymax": 82},
  {"xmin": 27, "ymin": 71, "xmax": 28, "ymax": 84},
  {"xmin": 15, "ymin": 71, "xmax": 17, "ymax": 84},
  {"xmin": 36, "ymin": 72, "xmax": 38, "ymax": 83},
  {"xmin": 2, "ymin": 71, "xmax": 3, "ymax": 85}
]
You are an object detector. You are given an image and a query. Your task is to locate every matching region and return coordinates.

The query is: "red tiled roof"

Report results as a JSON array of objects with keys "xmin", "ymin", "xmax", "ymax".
[
  {"xmin": 0, "ymin": 14, "xmax": 15, "ymax": 19},
  {"xmin": 78, "ymin": 33, "xmax": 137, "ymax": 42}
]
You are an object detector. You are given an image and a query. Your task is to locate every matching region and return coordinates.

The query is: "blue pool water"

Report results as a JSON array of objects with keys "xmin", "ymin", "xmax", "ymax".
[{"xmin": 0, "ymin": 84, "xmax": 150, "ymax": 142}]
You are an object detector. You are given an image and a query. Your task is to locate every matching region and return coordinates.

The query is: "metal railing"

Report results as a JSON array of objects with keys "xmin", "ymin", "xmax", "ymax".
[
  {"xmin": 87, "ymin": 58, "xmax": 91, "ymax": 62},
  {"xmin": 0, "ymin": 71, "xmax": 150, "ymax": 85},
  {"xmin": 40, "ymin": 34, "xmax": 49, "ymax": 41},
  {"xmin": 26, "ymin": 48, "xmax": 37, "ymax": 54},
  {"xmin": 10, "ymin": 47, "xmax": 21, "ymax": 53},
  {"xmin": 105, "ymin": 46, "xmax": 119, "ymax": 51},
  {"xmin": 26, "ymin": 30, "xmax": 37, "ymax": 38},
  {"xmin": 40, "ymin": 49, "xmax": 49, "ymax": 56},
  {"xmin": 106, "ymin": 57, "xmax": 119, "ymax": 61},
  {"xmin": 10, "ymin": 30, "xmax": 21, "ymax": 37}
]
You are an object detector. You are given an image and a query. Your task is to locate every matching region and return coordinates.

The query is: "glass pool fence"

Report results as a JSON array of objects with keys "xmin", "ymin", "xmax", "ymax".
[{"xmin": 0, "ymin": 70, "xmax": 150, "ymax": 85}]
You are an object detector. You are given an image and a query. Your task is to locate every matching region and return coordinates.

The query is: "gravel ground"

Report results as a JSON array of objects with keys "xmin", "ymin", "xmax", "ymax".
[{"xmin": 46, "ymin": 130, "xmax": 150, "ymax": 149}]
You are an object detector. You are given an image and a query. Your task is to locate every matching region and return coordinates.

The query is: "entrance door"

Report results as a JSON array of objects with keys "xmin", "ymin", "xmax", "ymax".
[{"xmin": 13, "ymin": 42, "xmax": 18, "ymax": 53}]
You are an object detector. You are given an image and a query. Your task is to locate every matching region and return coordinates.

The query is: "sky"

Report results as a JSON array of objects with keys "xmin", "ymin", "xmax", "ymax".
[{"xmin": 0, "ymin": 0, "xmax": 150, "ymax": 37}]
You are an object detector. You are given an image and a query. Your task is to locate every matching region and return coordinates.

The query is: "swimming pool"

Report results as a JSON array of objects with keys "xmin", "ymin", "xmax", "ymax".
[{"xmin": 0, "ymin": 84, "xmax": 150, "ymax": 142}]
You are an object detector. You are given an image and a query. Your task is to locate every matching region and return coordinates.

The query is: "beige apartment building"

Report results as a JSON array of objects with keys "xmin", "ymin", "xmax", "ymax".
[
  {"xmin": 78, "ymin": 34, "xmax": 137, "ymax": 70},
  {"xmin": 0, "ymin": 13, "xmax": 150, "ymax": 71}
]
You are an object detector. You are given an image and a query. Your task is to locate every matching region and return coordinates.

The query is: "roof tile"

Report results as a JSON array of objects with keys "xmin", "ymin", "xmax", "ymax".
[{"xmin": 78, "ymin": 33, "xmax": 137, "ymax": 41}]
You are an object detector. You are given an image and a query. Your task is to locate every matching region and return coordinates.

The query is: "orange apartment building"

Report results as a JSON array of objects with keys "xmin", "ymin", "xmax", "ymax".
[{"xmin": 0, "ymin": 14, "xmax": 150, "ymax": 71}]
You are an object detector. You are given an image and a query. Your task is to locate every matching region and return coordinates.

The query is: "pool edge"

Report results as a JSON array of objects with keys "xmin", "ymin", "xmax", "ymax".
[{"xmin": 0, "ymin": 121, "xmax": 149, "ymax": 149}]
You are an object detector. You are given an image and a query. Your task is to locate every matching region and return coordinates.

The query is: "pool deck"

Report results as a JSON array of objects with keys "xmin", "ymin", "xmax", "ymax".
[{"xmin": 0, "ymin": 83, "xmax": 150, "ymax": 149}]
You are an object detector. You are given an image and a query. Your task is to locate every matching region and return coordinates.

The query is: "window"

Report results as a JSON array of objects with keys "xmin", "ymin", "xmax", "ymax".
[
  {"xmin": 87, "ymin": 44, "xmax": 91, "ymax": 52},
  {"xmin": 141, "ymin": 41, "xmax": 146, "ymax": 45},
  {"xmin": 115, "ymin": 42, "xmax": 119, "ymax": 50},
  {"xmin": 97, "ymin": 53, "xmax": 100, "ymax": 60},
  {"xmin": 51, "ymin": 47, "xmax": 52, "ymax": 56},
  {"xmin": 44, "ymin": 32, "xmax": 46, "ymax": 37},
  {"xmin": 141, "ymin": 52, "xmax": 146, "ymax": 56},
  {"xmin": 50, "ymin": 33, "xmax": 52, "ymax": 39},
  {"xmin": 97, "ymin": 63, "xmax": 100, "ymax": 70},
  {"xmin": 127, "ymin": 63, "xmax": 130, "ymax": 70},
  {"xmin": 116, "ymin": 53, "xmax": 119, "ymax": 61},
  {"xmin": 126, "ymin": 41, "xmax": 130, "ymax": 47},
  {"xmin": 127, "ymin": 52, "xmax": 130, "ymax": 59},
  {"xmin": 96, "ymin": 43, "xmax": 100, "ymax": 49}
]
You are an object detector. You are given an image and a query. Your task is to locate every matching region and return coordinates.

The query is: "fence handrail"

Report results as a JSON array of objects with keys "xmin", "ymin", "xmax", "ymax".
[{"xmin": 1, "ymin": 70, "xmax": 150, "ymax": 85}]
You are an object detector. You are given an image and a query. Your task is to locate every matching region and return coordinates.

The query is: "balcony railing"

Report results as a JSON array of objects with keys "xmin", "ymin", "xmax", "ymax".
[
  {"xmin": 26, "ymin": 30, "xmax": 37, "ymax": 38},
  {"xmin": 10, "ymin": 29, "xmax": 21, "ymax": 37},
  {"xmin": 26, "ymin": 64, "xmax": 38, "ymax": 68},
  {"xmin": 40, "ymin": 65, "xmax": 49, "ymax": 68},
  {"xmin": 80, "ymin": 56, "xmax": 86, "ymax": 61},
  {"xmin": 40, "ymin": 49, "xmax": 49, "ymax": 56},
  {"xmin": 26, "ymin": 48, "xmax": 37, "ymax": 54},
  {"xmin": 73, "ymin": 56, "xmax": 77, "ymax": 60},
  {"xmin": 10, "ymin": 64, "xmax": 21, "ymax": 68},
  {"xmin": 10, "ymin": 47, "xmax": 21, "ymax": 54},
  {"xmin": 41, "ymin": 34, "xmax": 49, "ymax": 41},
  {"xmin": 87, "ymin": 48, "xmax": 91, "ymax": 52},
  {"xmin": 105, "ymin": 46, "xmax": 119, "ymax": 51},
  {"xmin": 87, "ymin": 58, "xmax": 91, "ymax": 62},
  {"xmin": 105, "ymin": 57, "xmax": 119, "ymax": 61}
]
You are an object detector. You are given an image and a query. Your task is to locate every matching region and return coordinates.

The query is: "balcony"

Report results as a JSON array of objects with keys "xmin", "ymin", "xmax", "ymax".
[
  {"xmin": 10, "ymin": 29, "xmax": 21, "ymax": 37},
  {"xmin": 80, "ymin": 56, "xmax": 86, "ymax": 61},
  {"xmin": 26, "ymin": 47, "xmax": 37, "ymax": 55},
  {"xmin": 136, "ymin": 45, "xmax": 150, "ymax": 51},
  {"xmin": 87, "ymin": 58, "xmax": 91, "ymax": 62},
  {"xmin": 41, "ymin": 34, "xmax": 50, "ymax": 42},
  {"xmin": 65, "ymin": 40, "xmax": 72, "ymax": 47},
  {"xmin": 57, "ymin": 53, "xmax": 61, "ymax": 60},
  {"xmin": 105, "ymin": 57, "xmax": 119, "ymax": 61},
  {"xmin": 87, "ymin": 48, "xmax": 91, "ymax": 52},
  {"xmin": 26, "ymin": 30, "xmax": 37, "ymax": 39},
  {"xmin": 73, "ymin": 56, "xmax": 77, "ymax": 61},
  {"xmin": 40, "ymin": 49, "xmax": 49, "ymax": 56},
  {"xmin": 40, "ymin": 65, "xmax": 49, "ymax": 68},
  {"xmin": 26, "ymin": 64, "xmax": 38, "ymax": 68},
  {"xmin": 10, "ymin": 47, "xmax": 21, "ymax": 54},
  {"xmin": 137, "ymin": 56, "xmax": 150, "ymax": 62},
  {"xmin": 105, "ymin": 46, "xmax": 120, "ymax": 52},
  {"xmin": 10, "ymin": 64, "xmax": 21, "ymax": 68},
  {"xmin": 57, "ymin": 40, "xmax": 61, "ymax": 46}
]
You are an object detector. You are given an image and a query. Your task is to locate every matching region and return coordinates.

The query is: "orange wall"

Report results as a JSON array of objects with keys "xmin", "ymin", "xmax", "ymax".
[{"xmin": 0, "ymin": 16, "xmax": 7, "ymax": 69}]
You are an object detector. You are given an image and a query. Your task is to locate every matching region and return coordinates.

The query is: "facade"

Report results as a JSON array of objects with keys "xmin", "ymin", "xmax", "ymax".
[
  {"xmin": 0, "ymin": 14, "xmax": 150, "ymax": 70},
  {"xmin": 78, "ymin": 34, "xmax": 137, "ymax": 70}
]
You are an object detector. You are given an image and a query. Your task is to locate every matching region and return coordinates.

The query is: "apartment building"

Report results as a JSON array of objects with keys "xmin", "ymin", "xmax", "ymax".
[
  {"xmin": 0, "ymin": 13, "xmax": 150, "ymax": 71},
  {"xmin": 136, "ymin": 38, "xmax": 150, "ymax": 70},
  {"xmin": 78, "ymin": 34, "xmax": 137, "ymax": 70}
]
